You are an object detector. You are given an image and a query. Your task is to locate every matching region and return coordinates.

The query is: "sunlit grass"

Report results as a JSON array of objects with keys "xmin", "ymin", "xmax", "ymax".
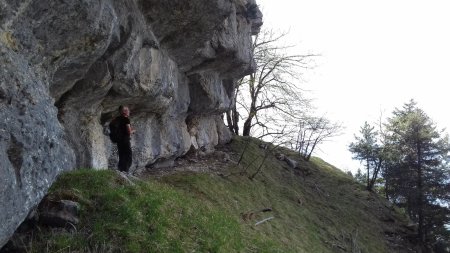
[{"xmin": 34, "ymin": 170, "xmax": 242, "ymax": 253}]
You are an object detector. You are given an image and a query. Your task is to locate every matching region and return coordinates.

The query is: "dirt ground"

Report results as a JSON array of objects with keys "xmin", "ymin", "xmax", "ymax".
[{"xmin": 137, "ymin": 144, "xmax": 237, "ymax": 179}]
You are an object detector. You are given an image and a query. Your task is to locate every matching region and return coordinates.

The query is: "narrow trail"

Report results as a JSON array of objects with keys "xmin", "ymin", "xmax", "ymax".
[{"xmin": 133, "ymin": 144, "xmax": 237, "ymax": 179}]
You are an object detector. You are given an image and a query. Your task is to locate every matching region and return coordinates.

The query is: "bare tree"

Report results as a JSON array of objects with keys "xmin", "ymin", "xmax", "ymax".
[
  {"xmin": 225, "ymin": 29, "xmax": 341, "ymax": 161},
  {"xmin": 293, "ymin": 116, "xmax": 342, "ymax": 161},
  {"xmin": 226, "ymin": 29, "xmax": 315, "ymax": 137}
]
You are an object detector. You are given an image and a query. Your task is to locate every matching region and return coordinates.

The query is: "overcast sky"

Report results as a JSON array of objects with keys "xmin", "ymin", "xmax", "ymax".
[{"xmin": 257, "ymin": 0, "xmax": 450, "ymax": 173}]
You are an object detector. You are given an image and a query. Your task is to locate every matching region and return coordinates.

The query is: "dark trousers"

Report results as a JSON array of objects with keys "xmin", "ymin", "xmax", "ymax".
[{"xmin": 117, "ymin": 140, "xmax": 132, "ymax": 172}]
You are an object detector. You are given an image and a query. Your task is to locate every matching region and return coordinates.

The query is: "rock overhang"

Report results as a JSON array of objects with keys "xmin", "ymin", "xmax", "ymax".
[{"xmin": 0, "ymin": 0, "xmax": 261, "ymax": 247}]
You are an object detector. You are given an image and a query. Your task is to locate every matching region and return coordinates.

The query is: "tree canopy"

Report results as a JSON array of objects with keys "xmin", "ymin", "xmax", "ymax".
[
  {"xmin": 351, "ymin": 100, "xmax": 450, "ymax": 250},
  {"xmin": 349, "ymin": 121, "xmax": 384, "ymax": 191}
]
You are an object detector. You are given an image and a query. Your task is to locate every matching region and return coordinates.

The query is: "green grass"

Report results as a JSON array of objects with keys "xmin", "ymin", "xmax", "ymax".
[
  {"xmin": 27, "ymin": 136, "xmax": 410, "ymax": 252},
  {"xmin": 34, "ymin": 170, "xmax": 242, "ymax": 253}
]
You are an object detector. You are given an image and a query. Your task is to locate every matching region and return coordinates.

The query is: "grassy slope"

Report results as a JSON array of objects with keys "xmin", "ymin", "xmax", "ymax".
[{"xmin": 27, "ymin": 136, "xmax": 412, "ymax": 253}]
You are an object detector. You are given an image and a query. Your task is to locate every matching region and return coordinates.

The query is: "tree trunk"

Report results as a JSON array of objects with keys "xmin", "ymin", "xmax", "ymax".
[
  {"xmin": 384, "ymin": 177, "xmax": 390, "ymax": 200},
  {"xmin": 366, "ymin": 159, "xmax": 371, "ymax": 191},
  {"xmin": 226, "ymin": 105, "xmax": 240, "ymax": 135},
  {"xmin": 242, "ymin": 107, "xmax": 255, "ymax": 136},
  {"xmin": 417, "ymin": 144, "xmax": 425, "ymax": 248},
  {"xmin": 226, "ymin": 111, "xmax": 234, "ymax": 133},
  {"xmin": 232, "ymin": 107, "xmax": 239, "ymax": 134},
  {"xmin": 242, "ymin": 117, "xmax": 252, "ymax": 136},
  {"xmin": 369, "ymin": 158, "xmax": 382, "ymax": 192}
]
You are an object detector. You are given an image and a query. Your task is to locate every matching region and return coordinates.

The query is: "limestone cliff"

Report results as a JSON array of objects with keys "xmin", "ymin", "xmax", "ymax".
[{"xmin": 0, "ymin": 0, "xmax": 262, "ymax": 247}]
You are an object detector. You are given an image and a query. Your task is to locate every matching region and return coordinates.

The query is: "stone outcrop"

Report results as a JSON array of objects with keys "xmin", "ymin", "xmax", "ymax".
[{"xmin": 0, "ymin": 0, "xmax": 262, "ymax": 247}]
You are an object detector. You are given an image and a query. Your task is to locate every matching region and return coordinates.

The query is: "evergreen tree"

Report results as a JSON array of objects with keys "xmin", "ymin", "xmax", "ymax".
[
  {"xmin": 349, "ymin": 122, "xmax": 384, "ymax": 191},
  {"xmin": 384, "ymin": 100, "xmax": 450, "ymax": 249}
]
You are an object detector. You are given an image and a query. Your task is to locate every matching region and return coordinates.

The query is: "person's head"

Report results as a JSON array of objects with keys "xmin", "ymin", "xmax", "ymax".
[{"xmin": 118, "ymin": 105, "xmax": 130, "ymax": 117}]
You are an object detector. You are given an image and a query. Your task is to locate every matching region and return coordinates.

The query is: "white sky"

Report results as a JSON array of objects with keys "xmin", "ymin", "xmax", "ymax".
[{"xmin": 257, "ymin": 0, "xmax": 450, "ymax": 173}]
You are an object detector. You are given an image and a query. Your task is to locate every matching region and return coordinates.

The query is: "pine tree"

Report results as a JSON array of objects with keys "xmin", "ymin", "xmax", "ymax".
[
  {"xmin": 349, "ymin": 122, "xmax": 383, "ymax": 191},
  {"xmin": 384, "ymin": 100, "xmax": 450, "ymax": 249}
]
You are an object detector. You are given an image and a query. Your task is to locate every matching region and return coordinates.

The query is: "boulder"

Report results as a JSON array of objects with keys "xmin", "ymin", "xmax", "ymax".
[
  {"xmin": 39, "ymin": 199, "xmax": 80, "ymax": 229},
  {"xmin": 284, "ymin": 157, "xmax": 300, "ymax": 170}
]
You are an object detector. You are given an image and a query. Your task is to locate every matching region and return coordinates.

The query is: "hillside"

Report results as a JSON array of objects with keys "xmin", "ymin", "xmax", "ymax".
[{"xmin": 2, "ymin": 136, "xmax": 418, "ymax": 253}]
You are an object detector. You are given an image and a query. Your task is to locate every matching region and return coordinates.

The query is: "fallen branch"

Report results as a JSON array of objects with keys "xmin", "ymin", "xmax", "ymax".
[{"xmin": 255, "ymin": 216, "xmax": 274, "ymax": 226}]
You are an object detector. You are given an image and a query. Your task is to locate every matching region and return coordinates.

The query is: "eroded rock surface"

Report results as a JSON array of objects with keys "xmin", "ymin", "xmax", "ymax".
[{"xmin": 0, "ymin": 0, "xmax": 262, "ymax": 247}]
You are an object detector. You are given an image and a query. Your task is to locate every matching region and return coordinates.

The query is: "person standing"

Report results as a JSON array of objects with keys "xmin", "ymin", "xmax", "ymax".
[{"xmin": 115, "ymin": 105, "xmax": 135, "ymax": 173}]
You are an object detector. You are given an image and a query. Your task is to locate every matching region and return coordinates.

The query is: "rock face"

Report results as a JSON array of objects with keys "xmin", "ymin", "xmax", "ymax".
[{"xmin": 0, "ymin": 0, "xmax": 262, "ymax": 247}]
